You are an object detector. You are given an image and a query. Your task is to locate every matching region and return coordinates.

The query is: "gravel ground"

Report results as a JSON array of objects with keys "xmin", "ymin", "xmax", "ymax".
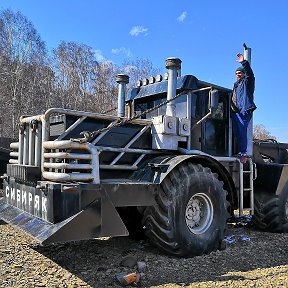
[{"xmin": 1, "ymin": 212, "xmax": 288, "ymax": 287}]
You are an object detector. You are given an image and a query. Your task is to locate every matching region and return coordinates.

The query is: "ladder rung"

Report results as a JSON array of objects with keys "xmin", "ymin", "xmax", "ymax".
[
  {"xmin": 244, "ymin": 188, "xmax": 252, "ymax": 191},
  {"xmin": 243, "ymin": 170, "xmax": 252, "ymax": 174}
]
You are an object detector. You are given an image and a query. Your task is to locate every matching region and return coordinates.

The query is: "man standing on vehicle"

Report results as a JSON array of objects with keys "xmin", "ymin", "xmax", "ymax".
[{"xmin": 231, "ymin": 53, "xmax": 257, "ymax": 163}]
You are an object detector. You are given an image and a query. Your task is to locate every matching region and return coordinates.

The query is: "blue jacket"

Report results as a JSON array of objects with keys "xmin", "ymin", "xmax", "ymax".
[{"xmin": 232, "ymin": 60, "xmax": 257, "ymax": 115}]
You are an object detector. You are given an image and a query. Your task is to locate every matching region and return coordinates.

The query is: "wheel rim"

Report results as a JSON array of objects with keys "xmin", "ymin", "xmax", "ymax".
[{"xmin": 185, "ymin": 192, "xmax": 213, "ymax": 234}]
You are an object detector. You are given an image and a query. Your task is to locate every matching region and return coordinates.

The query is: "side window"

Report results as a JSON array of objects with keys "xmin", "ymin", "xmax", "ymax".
[
  {"xmin": 134, "ymin": 102, "xmax": 148, "ymax": 118},
  {"xmin": 195, "ymin": 93, "xmax": 202, "ymax": 118},
  {"xmin": 212, "ymin": 102, "xmax": 224, "ymax": 119},
  {"xmin": 175, "ymin": 94, "xmax": 188, "ymax": 118},
  {"xmin": 211, "ymin": 95, "xmax": 227, "ymax": 119},
  {"xmin": 135, "ymin": 98, "xmax": 167, "ymax": 119}
]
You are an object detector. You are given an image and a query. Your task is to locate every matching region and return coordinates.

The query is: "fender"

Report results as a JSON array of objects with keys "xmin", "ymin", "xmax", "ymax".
[{"xmin": 132, "ymin": 154, "xmax": 238, "ymax": 209}]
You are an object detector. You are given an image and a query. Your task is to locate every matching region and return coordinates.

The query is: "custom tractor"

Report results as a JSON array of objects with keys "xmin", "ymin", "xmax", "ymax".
[{"xmin": 1, "ymin": 47, "xmax": 287, "ymax": 257}]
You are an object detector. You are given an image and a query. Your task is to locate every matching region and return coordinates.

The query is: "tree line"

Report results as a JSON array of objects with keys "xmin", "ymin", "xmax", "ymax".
[{"xmin": 0, "ymin": 9, "xmax": 160, "ymax": 139}]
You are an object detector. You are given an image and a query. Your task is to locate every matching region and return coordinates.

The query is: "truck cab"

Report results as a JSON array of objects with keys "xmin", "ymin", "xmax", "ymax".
[{"xmin": 127, "ymin": 73, "xmax": 231, "ymax": 157}]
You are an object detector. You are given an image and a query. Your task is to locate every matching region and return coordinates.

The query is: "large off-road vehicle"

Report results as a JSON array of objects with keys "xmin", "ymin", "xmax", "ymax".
[{"xmin": 1, "ymin": 48, "xmax": 287, "ymax": 257}]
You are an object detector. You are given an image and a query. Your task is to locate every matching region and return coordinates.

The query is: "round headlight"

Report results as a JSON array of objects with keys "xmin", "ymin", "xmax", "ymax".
[
  {"xmin": 149, "ymin": 76, "xmax": 155, "ymax": 84},
  {"xmin": 155, "ymin": 74, "xmax": 163, "ymax": 82},
  {"xmin": 142, "ymin": 78, "xmax": 149, "ymax": 86}
]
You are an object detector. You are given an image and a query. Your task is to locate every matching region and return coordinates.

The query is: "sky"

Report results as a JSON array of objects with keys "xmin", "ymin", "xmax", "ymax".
[{"xmin": 1, "ymin": 0, "xmax": 288, "ymax": 142}]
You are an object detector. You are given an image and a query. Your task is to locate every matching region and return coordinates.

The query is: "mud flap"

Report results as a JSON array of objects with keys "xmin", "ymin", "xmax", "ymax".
[{"xmin": 0, "ymin": 196, "xmax": 129, "ymax": 244}]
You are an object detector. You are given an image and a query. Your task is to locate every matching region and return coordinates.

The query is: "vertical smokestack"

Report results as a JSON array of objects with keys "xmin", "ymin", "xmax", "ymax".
[
  {"xmin": 243, "ymin": 43, "xmax": 253, "ymax": 156},
  {"xmin": 116, "ymin": 74, "xmax": 129, "ymax": 117},
  {"xmin": 243, "ymin": 43, "xmax": 251, "ymax": 64},
  {"xmin": 165, "ymin": 57, "xmax": 182, "ymax": 116}
]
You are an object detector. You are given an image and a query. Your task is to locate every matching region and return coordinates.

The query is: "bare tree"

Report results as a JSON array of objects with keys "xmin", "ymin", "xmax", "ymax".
[
  {"xmin": 0, "ymin": 9, "xmax": 163, "ymax": 141},
  {"xmin": 253, "ymin": 124, "xmax": 276, "ymax": 141},
  {"xmin": 93, "ymin": 61, "xmax": 118, "ymax": 114},
  {"xmin": 0, "ymin": 9, "xmax": 47, "ymax": 138},
  {"xmin": 52, "ymin": 41, "xmax": 99, "ymax": 111}
]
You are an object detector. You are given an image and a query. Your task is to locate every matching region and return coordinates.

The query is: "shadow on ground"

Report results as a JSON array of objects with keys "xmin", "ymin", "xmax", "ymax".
[{"xmin": 33, "ymin": 223, "xmax": 288, "ymax": 287}]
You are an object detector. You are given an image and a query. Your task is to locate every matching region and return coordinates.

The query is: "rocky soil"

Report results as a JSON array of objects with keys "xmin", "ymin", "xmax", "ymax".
[{"xmin": 1, "ymin": 214, "xmax": 288, "ymax": 287}]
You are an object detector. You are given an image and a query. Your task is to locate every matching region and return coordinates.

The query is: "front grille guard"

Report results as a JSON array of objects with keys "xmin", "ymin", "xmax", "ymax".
[
  {"xmin": 9, "ymin": 115, "xmax": 42, "ymax": 167},
  {"xmin": 43, "ymin": 140, "xmax": 100, "ymax": 183},
  {"xmin": 9, "ymin": 108, "xmax": 155, "ymax": 184}
]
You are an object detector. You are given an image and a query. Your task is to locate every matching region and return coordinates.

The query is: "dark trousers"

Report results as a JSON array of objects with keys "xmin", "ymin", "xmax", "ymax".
[{"xmin": 232, "ymin": 112, "xmax": 252, "ymax": 155}]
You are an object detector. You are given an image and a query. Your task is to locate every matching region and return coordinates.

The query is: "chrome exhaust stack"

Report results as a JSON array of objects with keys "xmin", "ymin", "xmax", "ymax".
[
  {"xmin": 165, "ymin": 57, "xmax": 182, "ymax": 117},
  {"xmin": 116, "ymin": 74, "xmax": 129, "ymax": 117},
  {"xmin": 243, "ymin": 43, "xmax": 253, "ymax": 156},
  {"xmin": 151, "ymin": 57, "xmax": 184, "ymax": 150},
  {"xmin": 243, "ymin": 43, "xmax": 251, "ymax": 64}
]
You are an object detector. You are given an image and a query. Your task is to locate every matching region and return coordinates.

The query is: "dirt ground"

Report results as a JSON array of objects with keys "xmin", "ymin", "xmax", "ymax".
[{"xmin": 1, "ymin": 215, "xmax": 288, "ymax": 288}]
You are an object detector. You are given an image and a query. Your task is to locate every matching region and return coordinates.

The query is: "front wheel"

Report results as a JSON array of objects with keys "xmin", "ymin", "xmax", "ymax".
[{"xmin": 142, "ymin": 162, "xmax": 230, "ymax": 257}]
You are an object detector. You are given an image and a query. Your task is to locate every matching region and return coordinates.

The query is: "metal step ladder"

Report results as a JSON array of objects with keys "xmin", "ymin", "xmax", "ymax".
[{"xmin": 239, "ymin": 158, "xmax": 256, "ymax": 216}]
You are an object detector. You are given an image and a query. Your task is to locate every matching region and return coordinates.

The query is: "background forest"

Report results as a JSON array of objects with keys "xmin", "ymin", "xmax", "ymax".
[{"xmin": 0, "ymin": 9, "xmax": 160, "ymax": 141}]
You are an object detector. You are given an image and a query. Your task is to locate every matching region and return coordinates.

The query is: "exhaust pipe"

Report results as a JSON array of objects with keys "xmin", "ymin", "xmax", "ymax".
[
  {"xmin": 243, "ymin": 43, "xmax": 253, "ymax": 156},
  {"xmin": 116, "ymin": 74, "xmax": 129, "ymax": 117},
  {"xmin": 165, "ymin": 58, "xmax": 182, "ymax": 116},
  {"xmin": 243, "ymin": 43, "xmax": 251, "ymax": 64}
]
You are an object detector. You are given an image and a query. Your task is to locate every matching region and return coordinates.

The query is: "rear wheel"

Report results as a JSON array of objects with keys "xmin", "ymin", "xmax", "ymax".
[
  {"xmin": 142, "ymin": 162, "xmax": 230, "ymax": 257},
  {"xmin": 252, "ymin": 196, "xmax": 267, "ymax": 230},
  {"xmin": 253, "ymin": 188, "xmax": 288, "ymax": 232}
]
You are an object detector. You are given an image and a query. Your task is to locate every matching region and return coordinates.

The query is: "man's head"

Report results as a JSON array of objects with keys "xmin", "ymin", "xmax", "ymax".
[{"xmin": 235, "ymin": 67, "xmax": 245, "ymax": 80}]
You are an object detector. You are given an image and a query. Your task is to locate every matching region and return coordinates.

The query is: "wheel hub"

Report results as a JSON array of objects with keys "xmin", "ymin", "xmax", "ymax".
[{"xmin": 185, "ymin": 193, "xmax": 213, "ymax": 234}]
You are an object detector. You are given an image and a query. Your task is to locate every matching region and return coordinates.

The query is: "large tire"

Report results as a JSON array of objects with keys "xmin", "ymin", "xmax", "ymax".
[
  {"xmin": 252, "ymin": 196, "xmax": 267, "ymax": 230},
  {"xmin": 142, "ymin": 162, "xmax": 230, "ymax": 257},
  {"xmin": 253, "ymin": 188, "xmax": 288, "ymax": 232}
]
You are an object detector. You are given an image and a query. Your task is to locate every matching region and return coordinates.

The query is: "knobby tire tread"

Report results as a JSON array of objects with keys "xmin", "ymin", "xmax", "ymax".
[
  {"xmin": 253, "ymin": 193, "xmax": 288, "ymax": 232},
  {"xmin": 142, "ymin": 162, "xmax": 230, "ymax": 257}
]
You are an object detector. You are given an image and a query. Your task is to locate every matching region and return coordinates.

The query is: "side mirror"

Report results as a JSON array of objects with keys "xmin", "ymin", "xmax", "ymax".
[{"xmin": 209, "ymin": 89, "xmax": 219, "ymax": 112}]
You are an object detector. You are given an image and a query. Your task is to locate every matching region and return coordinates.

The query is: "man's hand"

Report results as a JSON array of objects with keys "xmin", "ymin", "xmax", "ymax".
[{"xmin": 236, "ymin": 53, "xmax": 244, "ymax": 62}]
